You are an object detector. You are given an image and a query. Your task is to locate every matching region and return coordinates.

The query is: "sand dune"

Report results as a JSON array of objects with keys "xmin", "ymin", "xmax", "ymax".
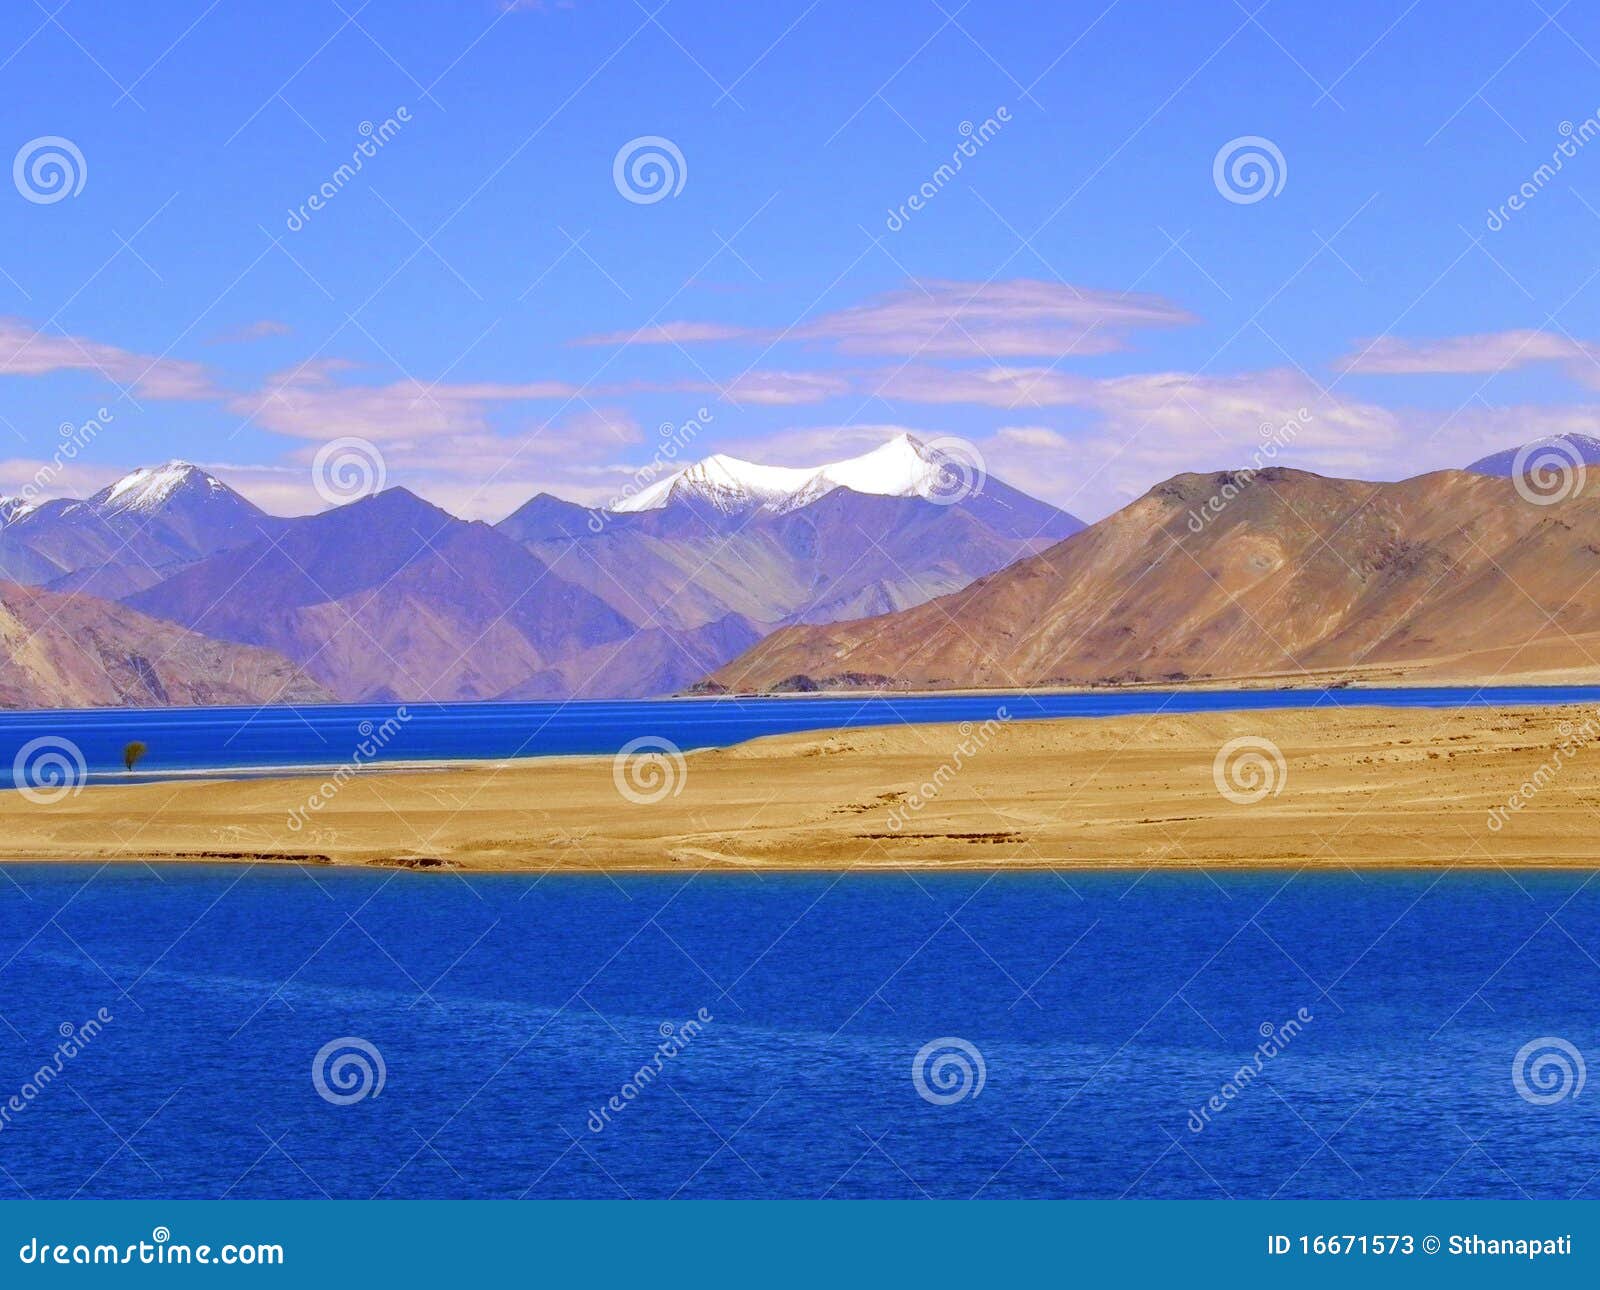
[{"xmin": 1, "ymin": 704, "xmax": 1597, "ymax": 871}]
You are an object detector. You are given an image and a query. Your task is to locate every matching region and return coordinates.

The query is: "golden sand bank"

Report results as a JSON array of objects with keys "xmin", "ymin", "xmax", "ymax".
[{"xmin": 0, "ymin": 704, "xmax": 1595, "ymax": 871}]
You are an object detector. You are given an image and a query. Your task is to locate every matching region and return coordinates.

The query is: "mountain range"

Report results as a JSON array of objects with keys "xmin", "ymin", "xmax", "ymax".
[
  {"xmin": 0, "ymin": 435, "xmax": 1079, "ymax": 706},
  {"xmin": 0, "ymin": 462, "xmax": 283, "ymax": 599},
  {"xmin": 10, "ymin": 430, "xmax": 1600, "ymax": 709},
  {"xmin": 1465, "ymin": 434, "xmax": 1600, "ymax": 476}
]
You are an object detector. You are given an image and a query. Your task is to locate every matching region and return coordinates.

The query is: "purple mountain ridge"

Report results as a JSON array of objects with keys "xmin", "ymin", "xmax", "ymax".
[{"xmin": 1, "ymin": 439, "xmax": 1076, "ymax": 703}]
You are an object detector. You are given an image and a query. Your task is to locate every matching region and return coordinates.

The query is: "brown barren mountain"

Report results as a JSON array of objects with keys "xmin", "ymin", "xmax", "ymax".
[
  {"xmin": 709, "ymin": 467, "xmax": 1600, "ymax": 691},
  {"xmin": 0, "ymin": 582, "xmax": 332, "ymax": 708}
]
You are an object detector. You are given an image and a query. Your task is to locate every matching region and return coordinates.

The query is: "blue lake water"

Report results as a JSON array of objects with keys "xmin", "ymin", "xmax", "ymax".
[
  {"xmin": 0, "ymin": 866, "xmax": 1593, "ymax": 1199},
  {"xmin": 3, "ymin": 686, "xmax": 1600, "ymax": 782}
]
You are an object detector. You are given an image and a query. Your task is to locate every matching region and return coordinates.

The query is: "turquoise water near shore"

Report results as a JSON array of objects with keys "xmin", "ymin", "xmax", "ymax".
[{"xmin": 0, "ymin": 866, "xmax": 1592, "ymax": 1199}]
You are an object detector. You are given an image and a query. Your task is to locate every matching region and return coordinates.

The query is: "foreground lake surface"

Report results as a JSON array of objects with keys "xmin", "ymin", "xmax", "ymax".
[
  {"xmin": 0, "ymin": 867, "xmax": 1591, "ymax": 1198},
  {"xmin": 5, "ymin": 686, "xmax": 1600, "ymax": 781}
]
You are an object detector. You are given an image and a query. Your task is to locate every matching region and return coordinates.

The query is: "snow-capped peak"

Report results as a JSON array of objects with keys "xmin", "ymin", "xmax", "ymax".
[
  {"xmin": 616, "ymin": 453, "xmax": 819, "ymax": 514},
  {"xmin": 0, "ymin": 495, "xmax": 34, "ymax": 526},
  {"xmin": 613, "ymin": 433, "xmax": 967, "ymax": 516},
  {"xmin": 95, "ymin": 461, "xmax": 220, "ymax": 515}
]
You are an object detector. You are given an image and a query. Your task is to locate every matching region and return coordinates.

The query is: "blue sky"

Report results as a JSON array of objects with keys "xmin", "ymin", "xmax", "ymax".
[{"xmin": 3, "ymin": 0, "xmax": 1600, "ymax": 519}]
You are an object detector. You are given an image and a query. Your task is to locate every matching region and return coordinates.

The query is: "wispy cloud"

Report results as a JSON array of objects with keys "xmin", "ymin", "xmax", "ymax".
[
  {"xmin": 206, "ymin": 319, "xmax": 293, "ymax": 345},
  {"xmin": 575, "ymin": 278, "xmax": 1197, "ymax": 360},
  {"xmin": 0, "ymin": 317, "xmax": 217, "ymax": 400},
  {"xmin": 663, "ymin": 370, "xmax": 853, "ymax": 406},
  {"xmin": 231, "ymin": 360, "xmax": 587, "ymax": 442},
  {"xmin": 583, "ymin": 321, "xmax": 753, "ymax": 347},
  {"xmin": 1335, "ymin": 329, "xmax": 1600, "ymax": 385}
]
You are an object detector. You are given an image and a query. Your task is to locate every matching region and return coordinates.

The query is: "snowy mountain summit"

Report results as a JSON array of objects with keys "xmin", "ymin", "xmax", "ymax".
[
  {"xmin": 90, "ymin": 461, "xmax": 238, "ymax": 518},
  {"xmin": 613, "ymin": 433, "xmax": 981, "ymax": 516}
]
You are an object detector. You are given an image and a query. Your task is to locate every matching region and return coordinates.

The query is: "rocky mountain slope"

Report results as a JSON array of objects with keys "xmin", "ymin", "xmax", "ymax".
[
  {"xmin": 0, "ymin": 581, "xmax": 331, "ymax": 708},
  {"xmin": 708, "ymin": 467, "xmax": 1600, "ymax": 691}
]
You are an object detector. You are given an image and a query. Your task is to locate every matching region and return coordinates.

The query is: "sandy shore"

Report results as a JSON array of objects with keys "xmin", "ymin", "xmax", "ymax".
[{"xmin": 1, "ymin": 704, "xmax": 1596, "ymax": 871}]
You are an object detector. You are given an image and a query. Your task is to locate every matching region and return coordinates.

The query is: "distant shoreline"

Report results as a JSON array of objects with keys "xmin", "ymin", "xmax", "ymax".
[
  {"xmin": 10, "ymin": 682, "xmax": 1600, "ymax": 789},
  {"xmin": 4, "ymin": 670, "xmax": 1600, "ymax": 720},
  {"xmin": 1, "ymin": 703, "xmax": 1596, "ymax": 873}
]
